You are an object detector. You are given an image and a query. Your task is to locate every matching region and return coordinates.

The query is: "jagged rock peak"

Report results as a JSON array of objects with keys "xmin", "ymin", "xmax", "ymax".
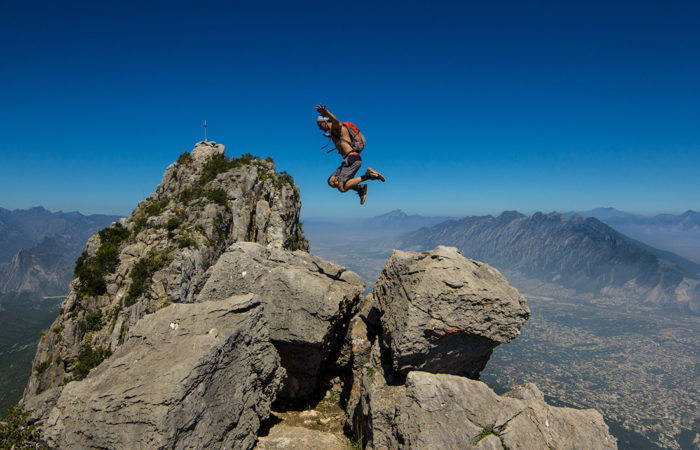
[
  {"xmin": 191, "ymin": 140, "xmax": 225, "ymax": 162},
  {"xmin": 23, "ymin": 142, "xmax": 308, "ymax": 402}
]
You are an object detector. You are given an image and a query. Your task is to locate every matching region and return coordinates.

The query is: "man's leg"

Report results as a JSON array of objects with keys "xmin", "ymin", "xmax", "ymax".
[
  {"xmin": 328, "ymin": 175, "xmax": 340, "ymax": 189},
  {"xmin": 338, "ymin": 176, "xmax": 362, "ymax": 192}
]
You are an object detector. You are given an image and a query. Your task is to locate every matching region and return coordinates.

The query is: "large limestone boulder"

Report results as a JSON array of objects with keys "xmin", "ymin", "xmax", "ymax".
[
  {"xmin": 372, "ymin": 246, "xmax": 530, "ymax": 378},
  {"xmin": 198, "ymin": 242, "xmax": 364, "ymax": 400},
  {"xmin": 27, "ymin": 295, "xmax": 284, "ymax": 449},
  {"xmin": 355, "ymin": 370, "xmax": 616, "ymax": 450}
]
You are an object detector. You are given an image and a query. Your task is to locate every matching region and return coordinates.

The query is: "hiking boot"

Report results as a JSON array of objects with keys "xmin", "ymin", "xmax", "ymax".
[
  {"xmin": 356, "ymin": 184, "xmax": 367, "ymax": 205},
  {"xmin": 364, "ymin": 168, "xmax": 386, "ymax": 182}
]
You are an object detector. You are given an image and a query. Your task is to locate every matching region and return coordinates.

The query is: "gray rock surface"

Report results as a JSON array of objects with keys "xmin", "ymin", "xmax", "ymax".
[
  {"xmin": 198, "ymin": 241, "xmax": 364, "ymax": 400},
  {"xmin": 256, "ymin": 425, "xmax": 347, "ymax": 449},
  {"xmin": 355, "ymin": 370, "xmax": 616, "ymax": 450},
  {"xmin": 26, "ymin": 294, "xmax": 284, "ymax": 449},
  {"xmin": 24, "ymin": 141, "xmax": 307, "ymax": 401},
  {"xmin": 373, "ymin": 246, "xmax": 530, "ymax": 377}
]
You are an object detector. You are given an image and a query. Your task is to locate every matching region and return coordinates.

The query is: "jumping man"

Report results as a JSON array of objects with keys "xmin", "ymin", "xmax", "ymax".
[{"xmin": 315, "ymin": 104, "xmax": 385, "ymax": 204}]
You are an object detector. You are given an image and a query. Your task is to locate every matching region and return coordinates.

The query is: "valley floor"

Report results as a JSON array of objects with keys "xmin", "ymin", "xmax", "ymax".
[
  {"xmin": 480, "ymin": 277, "xmax": 700, "ymax": 450},
  {"xmin": 0, "ymin": 293, "xmax": 63, "ymax": 418}
]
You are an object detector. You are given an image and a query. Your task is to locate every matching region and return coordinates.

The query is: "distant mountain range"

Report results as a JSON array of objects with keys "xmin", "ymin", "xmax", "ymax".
[
  {"xmin": 396, "ymin": 211, "xmax": 700, "ymax": 313},
  {"xmin": 0, "ymin": 207, "xmax": 122, "ymax": 297},
  {"xmin": 361, "ymin": 209, "xmax": 455, "ymax": 231},
  {"xmin": 565, "ymin": 207, "xmax": 700, "ymax": 231},
  {"xmin": 565, "ymin": 208, "xmax": 700, "ymax": 265}
]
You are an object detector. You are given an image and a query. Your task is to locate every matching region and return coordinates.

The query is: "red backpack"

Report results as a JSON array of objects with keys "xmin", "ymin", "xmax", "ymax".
[{"xmin": 343, "ymin": 122, "xmax": 365, "ymax": 153}]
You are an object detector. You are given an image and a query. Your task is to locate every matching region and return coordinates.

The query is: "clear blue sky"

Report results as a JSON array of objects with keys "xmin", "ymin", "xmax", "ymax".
[{"xmin": 1, "ymin": 0, "xmax": 698, "ymax": 219}]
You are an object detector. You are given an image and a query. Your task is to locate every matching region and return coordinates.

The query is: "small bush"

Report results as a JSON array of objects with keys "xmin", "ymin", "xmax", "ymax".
[
  {"xmin": 73, "ymin": 259, "xmax": 107, "ymax": 297},
  {"xmin": 123, "ymin": 251, "xmax": 169, "ymax": 307},
  {"xmin": 132, "ymin": 214, "xmax": 147, "ymax": 235},
  {"xmin": 288, "ymin": 223, "xmax": 308, "ymax": 252},
  {"xmin": 476, "ymin": 426, "xmax": 502, "ymax": 443},
  {"xmin": 144, "ymin": 199, "xmax": 168, "ymax": 217},
  {"xmin": 0, "ymin": 404, "xmax": 39, "ymax": 449},
  {"xmin": 34, "ymin": 360, "xmax": 50, "ymax": 375},
  {"xmin": 98, "ymin": 223, "xmax": 130, "ymax": 246},
  {"xmin": 177, "ymin": 236, "xmax": 198, "ymax": 249},
  {"xmin": 72, "ymin": 343, "xmax": 111, "ymax": 381},
  {"xmin": 276, "ymin": 171, "xmax": 294, "ymax": 189},
  {"xmin": 199, "ymin": 153, "xmax": 253, "ymax": 185},
  {"xmin": 81, "ymin": 311, "xmax": 103, "ymax": 332},
  {"xmin": 204, "ymin": 188, "xmax": 228, "ymax": 206},
  {"xmin": 176, "ymin": 152, "xmax": 193, "ymax": 166},
  {"xmin": 95, "ymin": 241, "xmax": 119, "ymax": 272},
  {"xmin": 166, "ymin": 217, "xmax": 181, "ymax": 231},
  {"xmin": 178, "ymin": 186, "xmax": 203, "ymax": 204},
  {"xmin": 74, "ymin": 223, "xmax": 130, "ymax": 297}
]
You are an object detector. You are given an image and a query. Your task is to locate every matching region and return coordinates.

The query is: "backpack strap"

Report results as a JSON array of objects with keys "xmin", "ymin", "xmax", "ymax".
[{"xmin": 343, "ymin": 125, "xmax": 360, "ymax": 152}]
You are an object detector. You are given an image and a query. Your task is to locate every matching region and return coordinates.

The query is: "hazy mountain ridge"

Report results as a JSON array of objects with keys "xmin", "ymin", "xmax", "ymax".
[
  {"xmin": 568, "ymin": 207, "xmax": 700, "ymax": 231},
  {"xmin": 361, "ymin": 209, "xmax": 455, "ymax": 230},
  {"xmin": 566, "ymin": 207, "xmax": 700, "ymax": 265},
  {"xmin": 0, "ymin": 207, "xmax": 122, "ymax": 297},
  {"xmin": 397, "ymin": 211, "xmax": 700, "ymax": 312},
  {"xmin": 0, "ymin": 206, "xmax": 121, "ymax": 262}
]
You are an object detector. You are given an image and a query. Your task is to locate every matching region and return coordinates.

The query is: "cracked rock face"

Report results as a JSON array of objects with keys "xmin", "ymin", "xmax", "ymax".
[
  {"xmin": 372, "ymin": 245, "xmax": 530, "ymax": 378},
  {"xmin": 27, "ymin": 295, "xmax": 284, "ymax": 450},
  {"xmin": 356, "ymin": 370, "xmax": 616, "ymax": 450},
  {"xmin": 197, "ymin": 241, "xmax": 364, "ymax": 400}
]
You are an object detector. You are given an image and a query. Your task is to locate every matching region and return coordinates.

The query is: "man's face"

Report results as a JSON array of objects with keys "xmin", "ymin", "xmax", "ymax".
[{"xmin": 317, "ymin": 121, "xmax": 329, "ymax": 132}]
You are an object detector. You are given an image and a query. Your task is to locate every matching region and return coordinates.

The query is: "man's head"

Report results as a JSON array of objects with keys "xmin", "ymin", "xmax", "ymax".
[{"xmin": 317, "ymin": 115, "xmax": 331, "ymax": 132}]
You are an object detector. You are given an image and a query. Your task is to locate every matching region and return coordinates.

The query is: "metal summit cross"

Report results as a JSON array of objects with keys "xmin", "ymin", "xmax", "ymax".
[{"xmin": 203, "ymin": 120, "xmax": 207, "ymax": 142}]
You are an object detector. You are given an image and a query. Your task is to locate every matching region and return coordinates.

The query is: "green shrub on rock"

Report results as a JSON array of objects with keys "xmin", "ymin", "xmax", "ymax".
[
  {"xmin": 204, "ymin": 188, "xmax": 228, "ymax": 207},
  {"xmin": 199, "ymin": 153, "xmax": 253, "ymax": 185},
  {"xmin": 176, "ymin": 152, "xmax": 193, "ymax": 166},
  {"xmin": 73, "ymin": 258, "xmax": 107, "ymax": 297},
  {"xmin": 98, "ymin": 223, "xmax": 130, "ymax": 246},
  {"xmin": 166, "ymin": 217, "xmax": 181, "ymax": 231},
  {"xmin": 34, "ymin": 359, "xmax": 50, "ymax": 375},
  {"xmin": 124, "ymin": 251, "xmax": 169, "ymax": 307},
  {"xmin": 71, "ymin": 343, "xmax": 112, "ymax": 381},
  {"xmin": 73, "ymin": 223, "xmax": 131, "ymax": 297},
  {"xmin": 177, "ymin": 235, "xmax": 198, "ymax": 249},
  {"xmin": 81, "ymin": 311, "xmax": 103, "ymax": 332},
  {"xmin": 0, "ymin": 405, "xmax": 39, "ymax": 449},
  {"xmin": 144, "ymin": 199, "xmax": 169, "ymax": 217}
]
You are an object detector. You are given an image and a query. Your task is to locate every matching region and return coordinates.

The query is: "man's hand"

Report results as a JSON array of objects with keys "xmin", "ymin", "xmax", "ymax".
[
  {"xmin": 315, "ymin": 103, "xmax": 340, "ymax": 124},
  {"xmin": 315, "ymin": 103, "xmax": 328, "ymax": 115}
]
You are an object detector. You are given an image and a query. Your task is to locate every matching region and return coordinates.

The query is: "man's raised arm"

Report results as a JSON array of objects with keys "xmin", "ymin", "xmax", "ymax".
[{"xmin": 315, "ymin": 104, "xmax": 341, "ymax": 126}]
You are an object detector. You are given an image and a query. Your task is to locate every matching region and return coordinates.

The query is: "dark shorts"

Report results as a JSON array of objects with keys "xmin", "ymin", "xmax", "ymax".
[{"xmin": 329, "ymin": 153, "xmax": 362, "ymax": 184}]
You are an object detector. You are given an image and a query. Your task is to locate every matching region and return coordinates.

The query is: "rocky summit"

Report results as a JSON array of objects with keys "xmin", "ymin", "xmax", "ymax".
[{"xmin": 20, "ymin": 142, "xmax": 615, "ymax": 449}]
